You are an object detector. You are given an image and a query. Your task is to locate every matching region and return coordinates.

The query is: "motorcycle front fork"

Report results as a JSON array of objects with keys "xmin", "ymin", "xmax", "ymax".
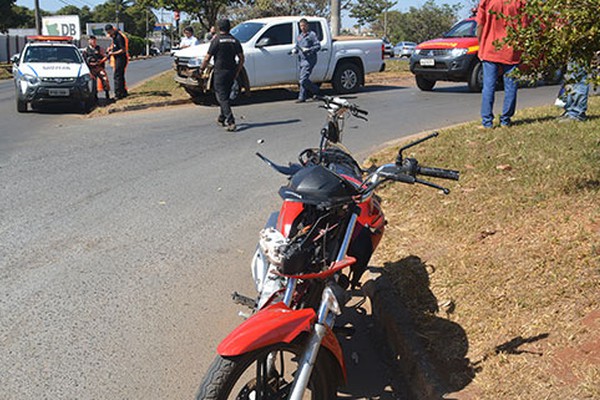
[{"xmin": 286, "ymin": 211, "xmax": 358, "ymax": 400}]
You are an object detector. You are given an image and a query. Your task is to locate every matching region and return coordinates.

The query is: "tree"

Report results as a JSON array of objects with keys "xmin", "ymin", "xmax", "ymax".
[
  {"xmin": 139, "ymin": 0, "xmax": 230, "ymax": 31},
  {"xmin": 371, "ymin": 10, "xmax": 407, "ymax": 43},
  {"xmin": 0, "ymin": 0, "xmax": 16, "ymax": 33},
  {"xmin": 401, "ymin": 0, "xmax": 461, "ymax": 43},
  {"xmin": 501, "ymin": 0, "xmax": 600, "ymax": 85},
  {"xmin": 228, "ymin": 0, "xmax": 329, "ymax": 24},
  {"xmin": 349, "ymin": 0, "xmax": 396, "ymax": 28},
  {"xmin": 55, "ymin": 5, "xmax": 93, "ymax": 28}
]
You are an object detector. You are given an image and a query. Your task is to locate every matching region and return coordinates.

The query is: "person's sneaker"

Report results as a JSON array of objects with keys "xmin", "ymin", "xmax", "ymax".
[
  {"xmin": 226, "ymin": 123, "xmax": 237, "ymax": 132},
  {"xmin": 216, "ymin": 118, "xmax": 226, "ymax": 127},
  {"xmin": 554, "ymin": 98, "xmax": 566, "ymax": 108}
]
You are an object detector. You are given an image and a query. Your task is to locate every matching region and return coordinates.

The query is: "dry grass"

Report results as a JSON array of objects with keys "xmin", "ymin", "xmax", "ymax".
[
  {"xmin": 0, "ymin": 63, "xmax": 12, "ymax": 80},
  {"xmin": 92, "ymin": 70, "xmax": 190, "ymax": 116},
  {"xmin": 367, "ymin": 97, "xmax": 600, "ymax": 399}
]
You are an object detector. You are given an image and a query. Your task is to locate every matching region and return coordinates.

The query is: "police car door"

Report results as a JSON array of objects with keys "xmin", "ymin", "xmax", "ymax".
[
  {"xmin": 298, "ymin": 20, "xmax": 329, "ymax": 82},
  {"xmin": 252, "ymin": 22, "xmax": 296, "ymax": 86}
]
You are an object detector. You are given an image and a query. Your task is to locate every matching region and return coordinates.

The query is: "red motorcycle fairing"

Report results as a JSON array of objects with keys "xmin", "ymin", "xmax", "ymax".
[{"xmin": 217, "ymin": 302, "xmax": 346, "ymax": 380}]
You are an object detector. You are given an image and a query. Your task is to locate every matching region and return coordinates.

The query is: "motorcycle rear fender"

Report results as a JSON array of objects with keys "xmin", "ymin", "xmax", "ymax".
[{"xmin": 217, "ymin": 302, "xmax": 346, "ymax": 380}]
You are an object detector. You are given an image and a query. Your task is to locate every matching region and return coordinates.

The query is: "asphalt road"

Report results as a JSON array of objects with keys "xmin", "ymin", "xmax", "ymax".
[{"xmin": 0, "ymin": 69, "xmax": 559, "ymax": 399}]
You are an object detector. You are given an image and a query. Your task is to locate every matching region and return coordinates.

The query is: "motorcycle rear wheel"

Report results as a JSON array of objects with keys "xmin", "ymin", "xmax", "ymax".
[{"xmin": 195, "ymin": 341, "xmax": 336, "ymax": 400}]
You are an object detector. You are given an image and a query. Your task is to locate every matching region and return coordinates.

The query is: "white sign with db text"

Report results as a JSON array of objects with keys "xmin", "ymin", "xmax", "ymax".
[{"xmin": 42, "ymin": 15, "xmax": 81, "ymax": 39}]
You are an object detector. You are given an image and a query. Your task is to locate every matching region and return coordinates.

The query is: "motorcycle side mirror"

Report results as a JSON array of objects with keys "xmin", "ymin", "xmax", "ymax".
[{"xmin": 396, "ymin": 131, "xmax": 439, "ymax": 165}]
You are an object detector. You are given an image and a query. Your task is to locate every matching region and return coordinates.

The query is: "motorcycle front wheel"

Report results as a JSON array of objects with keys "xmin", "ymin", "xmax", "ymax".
[{"xmin": 195, "ymin": 341, "xmax": 336, "ymax": 400}]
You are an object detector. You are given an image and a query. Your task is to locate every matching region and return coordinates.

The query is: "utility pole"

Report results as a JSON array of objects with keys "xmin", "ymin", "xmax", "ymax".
[
  {"xmin": 331, "ymin": 0, "xmax": 340, "ymax": 36},
  {"xmin": 145, "ymin": 8, "xmax": 149, "ymax": 56},
  {"xmin": 34, "ymin": 0, "xmax": 41, "ymax": 34},
  {"xmin": 115, "ymin": 0, "xmax": 120, "ymax": 25}
]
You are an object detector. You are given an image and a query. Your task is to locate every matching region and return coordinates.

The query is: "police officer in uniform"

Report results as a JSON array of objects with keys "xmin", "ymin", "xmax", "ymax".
[
  {"xmin": 294, "ymin": 18, "xmax": 321, "ymax": 103},
  {"xmin": 200, "ymin": 19, "xmax": 244, "ymax": 132},
  {"xmin": 105, "ymin": 24, "xmax": 129, "ymax": 100}
]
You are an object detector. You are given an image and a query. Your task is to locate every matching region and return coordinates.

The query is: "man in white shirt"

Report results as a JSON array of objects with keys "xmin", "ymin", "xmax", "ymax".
[{"xmin": 180, "ymin": 27, "xmax": 200, "ymax": 49}]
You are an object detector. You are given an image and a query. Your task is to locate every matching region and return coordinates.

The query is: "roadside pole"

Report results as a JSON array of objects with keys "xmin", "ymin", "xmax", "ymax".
[{"xmin": 331, "ymin": 0, "xmax": 340, "ymax": 36}]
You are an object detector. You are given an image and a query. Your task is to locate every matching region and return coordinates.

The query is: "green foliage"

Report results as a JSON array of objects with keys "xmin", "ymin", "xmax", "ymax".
[
  {"xmin": 228, "ymin": 0, "xmax": 329, "ymax": 24},
  {"xmin": 371, "ymin": 0, "xmax": 461, "ymax": 43},
  {"xmin": 0, "ymin": 0, "xmax": 16, "ymax": 33},
  {"xmin": 127, "ymin": 34, "xmax": 147, "ymax": 56},
  {"xmin": 55, "ymin": 5, "xmax": 93, "ymax": 28},
  {"xmin": 350, "ymin": 0, "xmax": 396, "ymax": 27},
  {"xmin": 501, "ymin": 0, "xmax": 600, "ymax": 85},
  {"xmin": 139, "ymin": 0, "xmax": 229, "ymax": 30}
]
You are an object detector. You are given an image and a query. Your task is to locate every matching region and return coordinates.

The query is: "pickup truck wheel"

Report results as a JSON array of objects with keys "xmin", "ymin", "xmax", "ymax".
[
  {"xmin": 332, "ymin": 62, "xmax": 361, "ymax": 94},
  {"xmin": 16, "ymin": 97, "xmax": 27, "ymax": 113},
  {"xmin": 415, "ymin": 75, "xmax": 436, "ymax": 91},
  {"xmin": 468, "ymin": 62, "xmax": 483, "ymax": 92}
]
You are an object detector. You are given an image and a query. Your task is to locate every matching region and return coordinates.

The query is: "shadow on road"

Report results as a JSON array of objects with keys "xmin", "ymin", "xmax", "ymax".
[
  {"xmin": 193, "ymin": 84, "xmax": 407, "ymax": 109},
  {"xmin": 335, "ymin": 293, "xmax": 410, "ymax": 399},
  {"xmin": 235, "ymin": 118, "xmax": 301, "ymax": 132}
]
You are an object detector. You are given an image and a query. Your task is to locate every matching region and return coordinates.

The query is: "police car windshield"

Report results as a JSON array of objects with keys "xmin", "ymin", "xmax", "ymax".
[
  {"xmin": 231, "ymin": 22, "xmax": 265, "ymax": 43},
  {"xmin": 443, "ymin": 20, "xmax": 477, "ymax": 38},
  {"xmin": 24, "ymin": 46, "xmax": 82, "ymax": 63}
]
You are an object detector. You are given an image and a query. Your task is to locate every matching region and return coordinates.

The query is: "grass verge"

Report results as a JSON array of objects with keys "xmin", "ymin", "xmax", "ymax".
[
  {"xmin": 92, "ymin": 70, "xmax": 191, "ymax": 116},
  {"xmin": 0, "ymin": 63, "xmax": 12, "ymax": 80},
  {"xmin": 367, "ymin": 97, "xmax": 600, "ymax": 399}
]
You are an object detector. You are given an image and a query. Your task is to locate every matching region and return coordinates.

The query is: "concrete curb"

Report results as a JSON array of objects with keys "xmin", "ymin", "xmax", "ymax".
[{"xmin": 363, "ymin": 269, "xmax": 447, "ymax": 399}]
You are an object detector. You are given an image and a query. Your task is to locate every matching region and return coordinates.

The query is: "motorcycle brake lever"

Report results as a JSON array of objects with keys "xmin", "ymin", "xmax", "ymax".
[{"xmin": 415, "ymin": 178, "xmax": 450, "ymax": 194}]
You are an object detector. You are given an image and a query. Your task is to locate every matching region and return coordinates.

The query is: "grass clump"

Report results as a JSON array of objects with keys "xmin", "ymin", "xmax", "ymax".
[
  {"xmin": 0, "ymin": 63, "xmax": 13, "ymax": 80},
  {"xmin": 368, "ymin": 97, "xmax": 600, "ymax": 399}
]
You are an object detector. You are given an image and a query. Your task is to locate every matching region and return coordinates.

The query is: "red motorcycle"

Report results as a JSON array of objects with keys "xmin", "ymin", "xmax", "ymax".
[{"xmin": 195, "ymin": 96, "xmax": 459, "ymax": 400}]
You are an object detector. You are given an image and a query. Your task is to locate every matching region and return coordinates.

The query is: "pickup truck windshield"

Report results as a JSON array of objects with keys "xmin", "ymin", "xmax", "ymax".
[
  {"xmin": 24, "ymin": 46, "xmax": 82, "ymax": 63},
  {"xmin": 443, "ymin": 20, "xmax": 477, "ymax": 38},
  {"xmin": 231, "ymin": 22, "xmax": 266, "ymax": 43}
]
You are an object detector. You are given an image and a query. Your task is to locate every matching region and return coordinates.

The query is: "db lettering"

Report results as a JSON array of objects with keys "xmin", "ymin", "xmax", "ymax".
[{"xmin": 61, "ymin": 24, "xmax": 77, "ymax": 36}]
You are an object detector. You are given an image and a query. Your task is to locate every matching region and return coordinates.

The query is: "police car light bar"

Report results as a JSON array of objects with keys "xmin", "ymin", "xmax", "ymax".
[{"xmin": 26, "ymin": 35, "xmax": 74, "ymax": 43}]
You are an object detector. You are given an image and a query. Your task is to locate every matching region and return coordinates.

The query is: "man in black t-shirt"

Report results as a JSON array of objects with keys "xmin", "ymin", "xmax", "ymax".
[
  {"xmin": 105, "ymin": 24, "xmax": 129, "ymax": 100},
  {"xmin": 200, "ymin": 19, "xmax": 244, "ymax": 132}
]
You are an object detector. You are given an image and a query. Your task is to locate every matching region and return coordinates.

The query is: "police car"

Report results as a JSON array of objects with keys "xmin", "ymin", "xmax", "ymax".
[{"xmin": 12, "ymin": 36, "xmax": 97, "ymax": 113}]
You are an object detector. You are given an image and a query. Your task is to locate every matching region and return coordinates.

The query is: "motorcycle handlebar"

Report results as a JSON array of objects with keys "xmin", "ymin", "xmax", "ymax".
[{"xmin": 417, "ymin": 166, "xmax": 460, "ymax": 181}]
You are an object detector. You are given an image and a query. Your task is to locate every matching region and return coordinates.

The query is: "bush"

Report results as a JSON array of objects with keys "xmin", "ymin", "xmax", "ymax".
[{"xmin": 127, "ymin": 34, "xmax": 146, "ymax": 57}]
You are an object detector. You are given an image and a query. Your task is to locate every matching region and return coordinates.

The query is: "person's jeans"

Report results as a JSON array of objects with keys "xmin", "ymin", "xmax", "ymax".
[
  {"xmin": 564, "ymin": 63, "xmax": 589, "ymax": 120},
  {"xmin": 214, "ymin": 69, "xmax": 236, "ymax": 125},
  {"xmin": 481, "ymin": 61, "xmax": 519, "ymax": 127},
  {"xmin": 298, "ymin": 59, "xmax": 320, "ymax": 101}
]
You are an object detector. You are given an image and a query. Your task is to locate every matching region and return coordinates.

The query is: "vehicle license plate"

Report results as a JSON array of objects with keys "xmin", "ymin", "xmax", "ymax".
[
  {"xmin": 420, "ymin": 58, "xmax": 435, "ymax": 67},
  {"xmin": 48, "ymin": 88, "xmax": 70, "ymax": 96}
]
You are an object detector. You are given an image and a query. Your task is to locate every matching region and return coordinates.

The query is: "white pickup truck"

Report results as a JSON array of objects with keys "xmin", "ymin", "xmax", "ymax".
[{"xmin": 172, "ymin": 16, "xmax": 385, "ymax": 99}]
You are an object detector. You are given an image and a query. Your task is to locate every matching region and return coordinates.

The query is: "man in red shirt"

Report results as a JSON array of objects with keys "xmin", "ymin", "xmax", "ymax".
[{"xmin": 476, "ymin": 0, "xmax": 524, "ymax": 128}]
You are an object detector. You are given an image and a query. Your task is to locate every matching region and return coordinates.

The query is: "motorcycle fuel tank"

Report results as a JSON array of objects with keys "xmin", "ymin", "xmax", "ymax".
[{"xmin": 278, "ymin": 165, "xmax": 359, "ymax": 206}]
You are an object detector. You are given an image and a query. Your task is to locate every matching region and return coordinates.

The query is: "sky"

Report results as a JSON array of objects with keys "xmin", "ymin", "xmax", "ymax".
[{"xmin": 15, "ymin": 0, "xmax": 472, "ymax": 27}]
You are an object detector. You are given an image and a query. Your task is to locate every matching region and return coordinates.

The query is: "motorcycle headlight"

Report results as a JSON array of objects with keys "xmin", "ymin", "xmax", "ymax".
[
  {"xmin": 450, "ymin": 48, "xmax": 468, "ymax": 57},
  {"xmin": 187, "ymin": 57, "xmax": 203, "ymax": 67},
  {"xmin": 19, "ymin": 73, "xmax": 40, "ymax": 86}
]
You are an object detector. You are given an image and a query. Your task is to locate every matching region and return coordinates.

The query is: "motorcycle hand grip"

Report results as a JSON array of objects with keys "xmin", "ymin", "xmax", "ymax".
[
  {"xmin": 355, "ymin": 108, "xmax": 368, "ymax": 115},
  {"xmin": 418, "ymin": 166, "xmax": 460, "ymax": 181}
]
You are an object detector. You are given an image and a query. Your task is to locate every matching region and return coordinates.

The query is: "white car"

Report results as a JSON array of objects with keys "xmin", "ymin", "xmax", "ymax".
[{"xmin": 12, "ymin": 36, "xmax": 97, "ymax": 113}]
